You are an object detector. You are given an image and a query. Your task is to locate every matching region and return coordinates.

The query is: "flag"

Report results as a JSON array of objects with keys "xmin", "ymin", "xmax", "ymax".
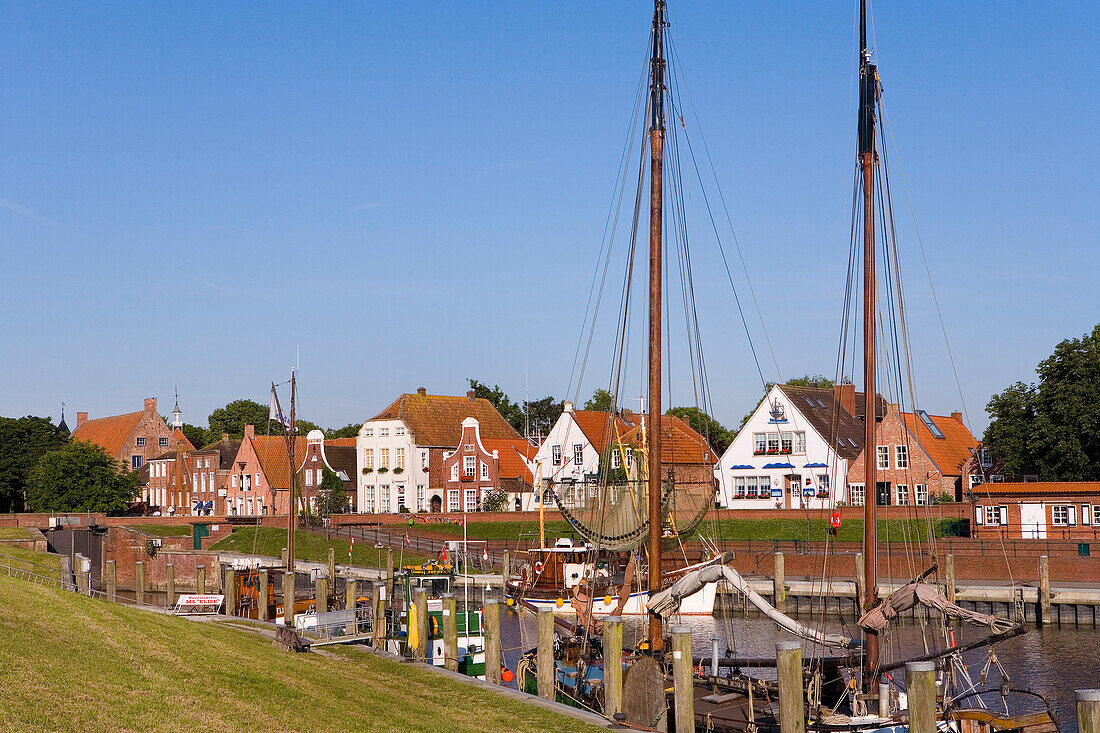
[
  {"xmin": 269, "ymin": 388, "xmax": 288, "ymax": 428},
  {"xmin": 481, "ymin": 546, "xmax": 488, "ymax": 562},
  {"xmin": 349, "ymin": 535, "xmax": 354, "ymax": 559},
  {"xmin": 441, "ymin": 546, "xmax": 447, "ymax": 563},
  {"xmin": 404, "ymin": 532, "xmax": 411, "ymax": 547}
]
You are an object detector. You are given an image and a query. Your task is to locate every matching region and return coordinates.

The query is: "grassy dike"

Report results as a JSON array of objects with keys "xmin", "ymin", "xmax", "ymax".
[
  {"xmin": 211, "ymin": 526, "xmax": 438, "ymax": 568},
  {"xmin": 0, "ymin": 572, "xmax": 599, "ymax": 733}
]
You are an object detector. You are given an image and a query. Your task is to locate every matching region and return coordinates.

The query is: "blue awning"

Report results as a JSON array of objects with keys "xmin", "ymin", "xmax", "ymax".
[
  {"xmin": 763, "ymin": 462, "xmax": 796, "ymax": 469},
  {"xmin": 803, "ymin": 462, "xmax": 829, "ymax": 468},
  {"xmin": 729, "ymin": 464, "xmax": 755, "ymax": 470}
]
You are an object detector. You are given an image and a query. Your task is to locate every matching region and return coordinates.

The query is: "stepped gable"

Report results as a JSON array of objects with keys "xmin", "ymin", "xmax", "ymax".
[
  {"xmin": 250, "ymin": 434, "xmax": 309, "ymax": 488},
  {"xmin": 776, "ymin": 385, "xmax": 869, "ymax": 460},
  {"xmin": 70, "ymin": 410, "xmax": 145, "ymax": 458},
  {"xmin": 899, "ymin": 411, "xmax": 977, "ymax": 472},
  {"xmin": 370, "ymin": 390, "xmax": 521, "ymax": 447}
]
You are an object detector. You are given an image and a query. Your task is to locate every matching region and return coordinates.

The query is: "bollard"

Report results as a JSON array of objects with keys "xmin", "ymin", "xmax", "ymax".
[
  {"xmin": 905, "ymin": 662, "xmax": 936, "ymax": 733},
  {"xmin": 165, "ymin": 563, "xmax": 176, "ymax": 607},
  {"xmin": 774, "ymin": 552, "xmax": 786, "ymax": 613},
  {"xmin": 316, "ymin": 575, "xmax": 328, "ymax": 614},
  {"xmin": 855, "ymin": 553, "xmax": 866, "ymax": 612},
  {"xmin": 105, "ymin": 560, "xmax": 117, "ymax": 603},
  {"xmin": 442, "ymin": 594, "xmax": 458, "ymax": 672},
  {"xmin": 373, "ymin": 582, "xmax": 386, "ymax": 647},
  {"xmin": 603, "ymin": 616, "xmax": 624, "ymax": 719},
  {"xmin": 484, "ymin": 600, "xmax": 502, "ymax": 685},
  {"xmin": 776, "ymin": 641, "xmax": 805, "ymax": 733},
  {"xmin": 1077, "ymin": 690, "xmax": 1100, "ymax": 733},
  {"xmin": 282, "ymin": 571, "xmax": 295, "ymax": 627},
  {"xmin": 258, "ymin": 570, "xmax": 270, "ymax": 621},
  {"xmin": 386, "ymin": 548, "xmax": 395, "ymax": 596},
  {"xmin": 672, "ymin": 627, "xmax": 694, "ymax": 733},
  {"xmin": 135, "ymin": 561, "xmax": 145, "ymax": 605},
  {"xmin": 328, "ymin": 547, "xmax": 335, "ymax": 584},
  {"xmin": 281, "ymin": 547, "xmax": 288, "ymax": 565},
  {"xmin": 1039, "ymin": 556, "xmax": 1051, "ymax": 625},
  {"xmin": 345, "ymin": 578, "xmax": 358, "ymax": 636},
  {"xmin": 413, "ymin": 589, "xmax": 428, "ymax": 661},
  {"xmin": 502, "ymin": 550, "xmax": 510, "ymax": 578},
  {"xmin": 197, "ymin": 565, "xmax": 206, "ymax": 595},
  {"xmin": 536, "ymin": 607, "xmax": 554, "ymax": 699},
  {"xmin": 879, "ymin": 681, "xmax": 891, "ymax": 718},
  {"xmin": 224, "ymin": 569, "xmax": 236, "ymax": 616},
  {"xmin": 944, "ymin": 554, "xmax": 956, "ymax": 605}
]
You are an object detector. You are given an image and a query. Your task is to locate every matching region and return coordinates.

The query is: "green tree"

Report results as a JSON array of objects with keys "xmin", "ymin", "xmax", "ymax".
[
  {"xmin": 481, "ymin": 488, "xmax": 508, "ymax": 513},
  {"xmin": 524, "ymin": 396, "xmax": 564, "ymax": 438},
  {"xmin": 0, "ymin": 416, "xmax": 70, "ymax": 512},
  {"xmin": 326, "ymin": 423, "xmax": 363, "ymax": 439},
  {"xmin": 180, "ymin": 423, "xmax": 212, "ymax": 449},
  {"xmin": 665, "ymin": 406, "xmax": 734, "ymax": 455},
  {"xmin": 467, "ymin": 379, "xmax": 525, "ymax": 431},
  {"xmin": 207, "ymin": 399, "xmax": 318, "ymax": 438},
  {"xmin": 584, "ymin": 389, "xmax": 614, "ymax": 412},
  {"xmin": 315, "ymin": 467, "xmax": 348, "ymax": 517},
  {"xmin": 27, "ymin": 442, "xmax": 140, "ymax": 513},
  {"xmin": 983, "ymin": 382, "xmax": 1037, "ymax": 477}
]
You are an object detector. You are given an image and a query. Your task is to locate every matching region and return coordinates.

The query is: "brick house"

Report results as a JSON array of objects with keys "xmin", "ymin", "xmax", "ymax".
[
  {"xmin": 224, "ymin": 425, "xmax": 307, "ymax": 517},
  {"xmin": 356, "ymin": 388, "xmax": 523, "ymax": 514},
  {"xmin": 142, "ymin": 433, "xmax": 240, "ymax": 517},
  {"xmin": 71, "ymin": 397, "xmax": 188, "ymax": 473},
  {"xmin": 440, "ymin": 417, "xmax": 536, "ymax": 513},
  {"xmin": 972, "ymin": 482, "xmax": 1100, "ymax": 539},
  {"xmin": 299, "ymin": 431, "xmax": 359, "ymax": 513}
]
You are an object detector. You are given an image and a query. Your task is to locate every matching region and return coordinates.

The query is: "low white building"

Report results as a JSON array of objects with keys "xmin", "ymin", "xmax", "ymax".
[{"xmin": 715, "ymin": 384, "xmax": 867, "ymax": 509}]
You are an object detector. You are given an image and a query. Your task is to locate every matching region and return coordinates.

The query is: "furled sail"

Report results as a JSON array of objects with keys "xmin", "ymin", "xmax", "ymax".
[{"xmin": 857, "ymin": 580, "xmax": 1017, "ymax": 634}]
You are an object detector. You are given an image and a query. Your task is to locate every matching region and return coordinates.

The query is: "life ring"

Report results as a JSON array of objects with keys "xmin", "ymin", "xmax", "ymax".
[
  {"xmin": 429, "ymin": 614, "xmax": 440, "ymax": 638},
  {"xmin": 534, "ymin": 561, "xmax": 545, "ymax": 574}
]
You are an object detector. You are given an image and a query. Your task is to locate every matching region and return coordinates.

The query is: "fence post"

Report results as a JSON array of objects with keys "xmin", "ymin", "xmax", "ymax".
[
  {"xmin": 906, "ymin": 662, "xmax": 936, "ymax": 733},
  {"xmin": 1077, "ymin": 690, "xmax": 1100, "ymax": 733},
  {"xmin": 603, "ymin": 616, "xmax": 623, "ymax": 719},
  {"xmin": 1039, "ymin": 555, "xmax": 1051, "ymax": 625},
  {"xmin": 484, "ymin": 600, "xmax": 502, "ymax": 685},
  {"xmin": 774, "ymin": 552, "xmax": 786, "ymax": 613},
  {"xmin": 105, "ymin": 560, "xmax": 117, "ymax": 602},
  {"xmin": 224, "ymin": 569, "xmax": 236, "ymax": 616},
  {"xmin": 776, "ymin": 641, "xmax": 805, "ymax": 733},
  {"xmin": 536, "ymin": 607, "xmax": 554, "ymax": 699},
  {"xmin": 165, "ymin": 563, "xmax": 176, "ymax": 607},
  {"xmin": 442, "ymin": 593, "xmax": 458, "ymax": 672},
  {"xmin": 672, "ymin": 627, "xmax": 695, "ymax": 733},
  {"xmin": 196, "ymin": 565, "xmax": 206, "ymax": 595},
  {"xmin": 135, "ymin": 561, "xmax": 145, "ymax": 605},
  {"xmin": 345, "ymin": 578, "xmax": 358, "ymax": 636}
]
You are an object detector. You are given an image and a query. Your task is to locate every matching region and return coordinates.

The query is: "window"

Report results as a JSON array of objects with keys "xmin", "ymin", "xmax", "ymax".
[
  {"xmin": 201, "ymin": 472, "xmax": 207, "ymax": 492},
  {"xmin": 480, "ymin": 461, "xmax": 489, "ymax": 480},
  {"xmin": 759, "ymin": 475, "xmax": 771, "ymax": 497},
  {"xmin": 793, "ymin": 432, "xmax": 806, "ymax": 454},
  {"xmin": 380, "ymin": 486, "xmax": 390, "ymax": 512},
  {"xmin": 983, "ymin": 505, "xmax": 1005, "ymax": 526},
  {"xmin": 395, "ymin": 427, "xmax": 405, "ymax": 436},
  {"xmin": 464, "ymin": 456, "xmax": 476, "ymax": 477},
  {"xmin": 232, "ymin": 475, "xmax": 238, "ymax": 488},
  {"xmin": 746, "ymin": 476, "xmax": 758, "ymax": 498},
  {"xmin": 365, "ymin": 486, "xmax": 375, "ymax": 512},
  {"xmin": 451, "ymin": 464, "xmax": 459, "ymax": 481},
  {"xmin": 379, "ymin": 449, "xmax": 389, "ymax": 469},
  {"xmin": 1093, "ymin": 506, "xmax": 1100, "ymax": 526},
  {"xmin": 980, "ymin": 448, "xmax": 992, "ymax": 468},
  {"xmin": 573, "ymin": 444, "xmax": 584, "ymax": 465},
  {"xmin": 380, "ymin": 427, "xmax": 389, "ymax": 437},
  {"xmin": 970, "ymin": 474, "xmax": 983, "ymax": 490},
  {"xmin": 396, "ymin": 448, "xmax": 405, "ymax": 470},
  {"xmin": 915, "ymin": 483, "xmax": 928, "ymax": 506},
  {"xmin": 612, "ymin": 451, "xmax": 621, "ymax": 469},
  {"xmin": 848, "ymin": 483, "xmax": 865, "ymax": 506},
  {"xmin": 552, "ymin": 445, "xmax": 562, "ymax": 466},
  {"xmin": 136, "ymin": 437, "xmax": 146, "ymax": 447},
  {"xmin": 364, "ymin": 428, "xmax": 373, "ymax": 437},
  {"xmin": 254, "ymin": 472, "xmax": 261, "ymax": 487},
  {"xmin": 733, "ymin": 477, "xmax": 746, "ymax": 498},
  {"xmin": 1052, "ymin": 505, "xmax": 1075, "ymax": 526},
  {"xmin": 817, "ymin": 474, "xmax": 830, "ymax": 494},
  {"xmin": 305, "ymin": 470, "xmax": 313, "ymax": 487},
  {"xmin": 780, "ymin": 432, "xmax": 793, "ymax": 453},
  {"xmin": 876, "ymin": 446, "xmax": 889, "ymax": 470},
  {"xmin": 364, "ymin": 449, "xmax": 374, "ymax": 470},
  {"xmin": 895, "ymin": 445, "xmax": 909, "ymax": 469},
  {"xmin": 420, "ymin": 451, "xmax": 428, "ymax": 469},
  {"xmin": 626, "ymin": 450, "xmax": 633, "ymax": 467},
  {"xmin": 753, "ymin": 433, "xmax": 766, "ymax": 453},
  {"xmin": 416, "ymin": 485, "xmax": 425, "ymax": 511},
  {"xmin": 448, "ymin": 490, "xmax": 460, "ymax": 512},
  {"xmin": 465, "ymin": 489, "xmax": 477, "ymax": 512},
  {"xmin": 159, "ymin": 437, "xmax": 169, "ymax": 447},
  {"xmin": 132, "ymin": 455, "xmax": 143, "ymax": 469},
  {"xmin": 896, "ymin": 484, "xmax": 909, "ymax": 506},
  {"xmin": 767, "ymin": 434, "xmax": 780, "ymax": 453},
  {"xmin": 396, "ymin": 485, "xmax": 405, "ymax": 510}
]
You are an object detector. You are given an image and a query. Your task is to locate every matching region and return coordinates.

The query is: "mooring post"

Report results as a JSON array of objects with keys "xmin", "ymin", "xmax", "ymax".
[
  {"xmin": 502, "ymin": 549, "xmax": 510, "ymax": 578},
  {"xmin": 328, "ymin": 547, "xmax": 335, "ymax": 584},
  {"xmin": 855, "ymin": 552, "xmax": 866, "ymax": 611},
  {"xmin": 776, "ymin": 641, "xmax": 805, "ymax": 733},
  {"xmin": 345, "ymin": 578, "xmax": 358, "ymax": 635},
  {"xmin": 672, "ymin": 627, "xmax": 694, "ymax": 733},
  {"xmin": 282, "ymin": 571, "xmax": 295, "ymax": 627},
  {"xmin": 604, "ymin": 616, "xmax": 624, "ymax": 719},
  {"xmin": 258, "ymin": 570, "xmax": 270, "ymax": 621},
  {"xmin": 944, "ymin": 554, "xmax": 956, "ymax": 605},
  {"xmin": 1039, "ymin": 555, "xmax": 1051, "ymax": 625},
  {"xmin": 281, "ymin": 547, "xmax": 288, "ymax": 565},
  {"xmin": 316, "ymin": 574, "xmax": 328, "ymax": 614},
  {"xmin": 135, "ymin": 561, "xmax": 145, "ymax": 605},
  {"xmin": 485, "ymin": 599, "xmax": 503, "ymax": 685},
  {"xmin": 442, "ymin": 593, "xmax": 458, "ymax": 672},
  {"xmin": 536, "ymin": 607, "xmax": 554, "ymax": 699},
  {"xmin": 165, "ymin": 563, "xmax": 176, "ymax": 607},
  {"xmin": 372, "ymin": 582, "xmax": 386, "ymax": 647},
  {"xmin": 196, "ymin": 564, "xmax": 206, "ymax": 595},
  {"xmin": 386, "ymin": 548, "xmax": 395, "ymax": 597},
  {"xmin": 224, "ymin": 569, "xmax": 236, "ymax": 616},
  {"xmin": 905, "ymin": 662, "xmax": 936, "ymax": 733},
  {"xmin": 413, "ymin": 589, "xmax": 428, "ymax": 660},
  {"xmin": 774, "ymin": 552, "xmax": 786, "ymax": 613},
  {"xmin": 1077, "ymin": 690, "xmax": 1100, "ymax": 733},
  {"xmin": 105, "ymin": 560, "xmax": 117, "ymax": 603},
  {"xmin": 879, "ymin": 681, "xmax": 891, "ymax": 718}
]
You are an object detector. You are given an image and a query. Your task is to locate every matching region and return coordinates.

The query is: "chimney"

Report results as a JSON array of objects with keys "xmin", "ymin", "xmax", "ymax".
[
  {"xmin": 563, "ymin": 401, "xmax": 574, "ymax": 413},
  {"xmin": 417, "ymin": 386, "xmax": 427, "ymax": 396},
  {"xmin": 144, "ymin": 397, "xmax": 157, "ymax": 413},
  {"xmin": 834, "ymin": 384, "xmax": 855, "ymax": 415},
  {"xmin": 951, "ymin": 411, "xmax": 963, "ymax": 423},
  {"xmin": 244, "ymin": 424, "xmax": 255, "ymax": 439},
  {"xmin": 76, "ymin": 412, "xmax": 88, "ymax": 428},
  {"xmin": 221, "ymin": 432, "xmax": 229, "ymax": 442},
  {"xmin": 467, "ymin": 389, "xmax": 476, "ymax": 400}
]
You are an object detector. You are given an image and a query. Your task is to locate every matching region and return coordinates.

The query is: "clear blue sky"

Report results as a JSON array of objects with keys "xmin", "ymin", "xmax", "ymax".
[{"xmin": 1, "ymin": 2, "xmax": 1096, "ymax": 435}]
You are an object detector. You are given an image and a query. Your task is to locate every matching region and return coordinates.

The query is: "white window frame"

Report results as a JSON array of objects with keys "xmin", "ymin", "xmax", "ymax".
[
  {"xmin": 915, "ymin": 483, "xmax": 927, "ymax": 506},
  {"xmin": 450, "ymin": 464, "xmax": 459, "ymax": 481},
  {"xmin": 780, "ymin": 432, "xmax": 793, "ymax": 453},
  {"xmin": 416, "ymin": 485, "xmax": 424, "ymax": 511},
  {"xmin": 365, "ymin": 486, "xmax": 375, "ymax": 513},
  {"xmin": 573, "ymin": 444, "xmax": 584, "ymax": 465},
  {"xmin": 817, "ymin": 474, "xmax": 830, "ymax": 493},
  {"xmin": 766, "ymin": 434, "xmax": 780, "ymax": 453},
  {"xmin": 848, "ymin": 483, "xmax": 865, "ymax": 507},
  {"xmin": 1083, "ymin": 505, "xmax": 1092, "ymax": 526},
  {"xmin": 465, "ymin": 488, "xmax": 477, "ymax": 512},
  {"xmin": 896, "ymin": 484, "xmax": 909, "ymax": 506},
  {"xmin": 448, "ymin": 489, "xmax": 460, "ymax": 512},
  {"xmin": 552, "ymin": 445, "xmax": 561, "ymax": 466},
  {"xmin": 380, "ymin": 427, "xmax": 389, "ymax": 437},
  {"xmin": 380, "ymin": 486, "xmax": 390, "ymax": 513},
  {"xmin": 746, "ymin": 476, "xmax": 758, "ymax": 498},
  {"xmin": 363, "ymin": 428, "xmax": 373, "ymax": 437},
  {"xmin": 480, "ymin": 461, "xmax": 489, "ymax": 480},
  {"xmin": 395, "ymin": 426, "xmax": 405, "ymax": 436},
  {"xmin": 759, "ymin": 475, "xmax": 771, "ymax": 497},
  {"xmin": 753, "ymin": 433, "xmax": 766, "ymax": 453},
  {"xmin": 305, "ymin": 470, "xmax": 313, "ymax": 487},
  {"xmin": 1052, "ymin": 505, "xmax": 1069, "ymax": 526},
  {"xmin": 464, "ymin": 456, "xmax": 476, "ymax": 477},
  {"xmin": 895, "ymin": 445, "xmax": 909, "ymax": 469},
  {"xmin": 396, "ymin": 448, "xmax": 405, "ymax": 470},
  {"xmin": 876, "ymin": 446, "xmax": 889, "ymax": 470},
  {"xmin": 970, "ymin": 474, "xmax": 983, "ymax": 489},
  {"xmin": 379, "ymin": 449, "xmax": 389, "ymax": 469},
  {"xmin": 733, "ymin": 477, "xmax": 746, "ymax": 498},
  {"xmin": 793, "ymin": 432, "xmax": 806, "ymax": 454},
  {"xmin": 364, "ymin": 449, "xmax": 373, "ymax": 469}
]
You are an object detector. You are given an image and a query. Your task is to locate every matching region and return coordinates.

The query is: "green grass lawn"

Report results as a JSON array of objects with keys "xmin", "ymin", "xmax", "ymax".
[
  {"xmin": 0, "ymin": 527, "xmax": 33, "ymax": 541},
  {"xmin": 0, "ymin": 545, "xmax": 64, "ymax": 582},
  {"xmin": 0, "ymin": 573, "xmax": 600, "ymax": 733},
  {"xmin": 211, "ymin": 527, "xmax": 437, "ymax": 568},
  {"xmin": 418, "ymin": 520, "xmax": 575, "ymax": 542},
  {"xmin": 125, "ymin": 524, "xmax": 192, "ymax": 537}
]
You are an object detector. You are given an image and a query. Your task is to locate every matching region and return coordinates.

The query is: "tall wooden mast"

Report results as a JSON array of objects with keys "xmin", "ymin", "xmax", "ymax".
[
  {"xmin": 858, "ymin": 0, "xmax": 880, "ymax": 679},
  {"xmin": 287, "ymin": 370, "xmax": 297, "ymax": 575},
  {"xmin": 646, "ymin": 0, "xmax": 667, "ymax": 651}
]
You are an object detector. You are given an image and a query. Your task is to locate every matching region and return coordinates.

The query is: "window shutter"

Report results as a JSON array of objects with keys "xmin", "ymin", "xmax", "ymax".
[
  {"xmin": 999, "ymin": 506, "xmax": 1008, "ymax": 526},
  {"xmin": 975, "ymin": 506, "xmax": 984, "ymax": 525},
  {"xmin": 1084, "ymin": 506, "xmax": 1092, "ymax": 526},
  {"xmin": 1068, "ymin": 506, "xmax": 1077, "ymax": 526}
]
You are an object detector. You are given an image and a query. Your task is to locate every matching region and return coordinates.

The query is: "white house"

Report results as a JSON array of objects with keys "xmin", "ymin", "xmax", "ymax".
[{"xmin": 715, "ymin": 384, "xmax": 867, "ymax": 509}]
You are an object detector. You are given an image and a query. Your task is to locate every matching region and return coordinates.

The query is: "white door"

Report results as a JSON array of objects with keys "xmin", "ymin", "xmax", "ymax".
[{"xmin": 1020, "ymin": 503, "xmax": 1045, "ymax": 539}]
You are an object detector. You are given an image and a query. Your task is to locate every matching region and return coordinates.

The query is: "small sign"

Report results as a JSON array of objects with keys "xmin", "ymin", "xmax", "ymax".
[
  {"xmin": 770, "ymin": 488, "xmax": 783, "ymax": 498},
  {"xmin": 830, "ymin": 512, "xmax": 842, "ymax": 529},
  {"xmin": 767, "ymin": 399, "xmax": 788, "ymax": 424},
  {"xmin": 174, "ymin": 594, "xmax": 225, "ymax": 615}
]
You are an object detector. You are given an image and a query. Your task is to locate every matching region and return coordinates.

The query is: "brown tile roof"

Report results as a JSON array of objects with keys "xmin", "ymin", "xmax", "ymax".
[
  {"xmin": 621, "ymin": 414, "xmax": 716, "ymax": 465},
  {"xmin": 71, "ymin": 410, "xmax": 145, "ymax": 459},
  {"xmin": 483, "ymin": 438, "xmax": 537, "ymax": 484},
  {"xmin": 250, "ymin": 435, "xmax": 309, "ymax": 489},
  {"xmin": 569, "ymin": 409, "xmax": 643, "ymax": 454},
  {"xmin": 899, "ymin": 411, "xmax": 977, "ymax": 474},
  {"xmin": 370, "ymin": 392, "xmax": 521, "ymax": 447},
  {"xmin": 172, "ymin": 428, "xmax": 196, "ymax": 452},
  {"xmin": 776, "ymin": 385, "xmax": 868, "ymax": 460},
  {"xmin": 322, "ymin": 444, "xmax": 358, "ymax": 485},
  {"xmin": 325, "ymin": 437, "xmax": 357, "ymax": 447},
  {"xmin": 973, "ymin": 481, "xmax": 1100, "ymax": 497}
]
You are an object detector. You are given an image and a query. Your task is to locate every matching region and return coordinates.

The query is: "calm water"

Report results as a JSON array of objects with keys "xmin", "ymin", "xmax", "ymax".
[{"xmin": 497, "ymin": 610, "xmax": 1100, "ymax": 733}]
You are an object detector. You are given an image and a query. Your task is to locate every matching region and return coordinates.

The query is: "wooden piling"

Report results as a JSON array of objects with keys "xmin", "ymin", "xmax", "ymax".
[
  {"xmin": 196, "ymin": 565, "xmax": 206, "ymax": 595},
  {"xmin": 502, "ymin": 550, "xmax": 510, "ymax": 578},
  {"xmin": 944, "ymin": 554, "xmax": 956, "ymax": 605},
  {"xmin": 105, "ymin": 560, "xmax": 116, "ymax": 603},
  {"xmin": 281, "ymin": 547, "xmax": 288, "ymax": 565},
  {"xmin": 484, "ymin": 600, "xmax": 502, "ymax": 685},
  {"xmin": 603, "ymin": 616, "xmax": 623, "ymax": 719},
  {"xmin": 316, "ymin": 575, "xmax": 328, "ymax": 614},
  {"xmin": 855, "ymin": 553, "xmax": 866, "ymax": 611},
  {"xmin": 776, "ymin": 641, "xmax": 805, "ymax": 733},
  {"xmin": 345, "ymin": 578, "xmax": 358, "ymax": 635},
  {"xmin": 328, "ymin": 547, "xmax": 335, "ymax": 584},
  {"xmin": 1039, "ymin": 556, "xmax": 1051, "ymax": 625},
  {"xmin": 258, "ymin": 570, "xmax": 269, "ymax": 621},
  {"xmin": 135, "ymin": 561, "xmax": 145, "ymax": 605},
  {"xmin": 373, "ymin": 582, "xmax": 386, "ymax": 647},
  {"xmin": 165, "ymin": 563, "xmax": 176, "ymax": 606},
  {"xmin": 774, "ymin": 552, "xmax": 786, "ymax": 613},
  {"xmin": 413, "ymin": 589, "xmax": 428, "ymax": 661},
  {"xmin": 224, "ymin": 569, "xmax": 236, "ymax": 616},
  {"xmin": 282, "ymin": 571, "xmax": 295, "ymax": 627},
  {"xmin": 536, "ymin": 607, "xmax": 554, "ymax": 699},
  {"xmin": 1077, "ymin": 689, "xmax": 1100, "ymax": 733},
  {"xmin": 672, "ymin": 626, "xmax": 694, "ymax": 733},
  {"xmin": 442, "ymin": 593, "xmax": 458, "ymax": 672},
  {"xmin": 905, "ymin": 661, "xmax": 936, "ymax": 733}
]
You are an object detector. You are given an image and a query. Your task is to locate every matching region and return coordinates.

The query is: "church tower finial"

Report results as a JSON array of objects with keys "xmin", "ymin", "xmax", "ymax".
[{"xmin": 171, "ymin": 389, "xmax": 182, "ymax": 428}]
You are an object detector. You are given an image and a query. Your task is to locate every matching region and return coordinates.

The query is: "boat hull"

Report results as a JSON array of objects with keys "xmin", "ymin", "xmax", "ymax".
[{"xmin": 512, "ymin": 583, "xmax": 716, "ymax": 615}]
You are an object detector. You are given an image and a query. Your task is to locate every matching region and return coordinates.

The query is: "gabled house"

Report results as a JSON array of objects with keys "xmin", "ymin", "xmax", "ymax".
[
  {"xmin": 440, "ymin": 418, "xmax": 537, "ymax": 513},
  {"xmin": 72, "ymin": 397, "xmax": 189, "ymax": 473},
  {"xmin": 971, "ymin": 481, "xmax": 1100, "ymax": 539},
  {"xmin": 356, "ymin": 387, "xmax": 523, "ymax": 514},
  {"xmin": 224, "ymin": 424, "xmax": 308, "ymax": 516},
  {"xmin": 299, "ymin": 430, "xmax": 359, "ymax": 513}
]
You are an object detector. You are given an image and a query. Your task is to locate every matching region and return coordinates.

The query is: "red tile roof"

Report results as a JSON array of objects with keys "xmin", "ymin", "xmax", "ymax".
[
  {"xmin": 250, "ymin": 435, "xmax": 309, "ymax": 489},
  {"xmin": 325, "ymin": 437, "xmax": 357, "ymax": 447},
  {"xmin": 621, "ymin": 414, "xmax": 716, "ymax": 465},
  {"xmin": 973, "ymin": 481, "xmax": 1100, "ymax": 497},
  {"xmin": 370, "ymin": 392, "xmax": 521, "ymax": 447},
  {"xmin": 172, "ymin": 428, "xmax": 196, "ymax": 452},
  {"xmin": 483, "ymin": 438, "xmax": 537, "ymax": 484},
  {"xmin": 71, "ymin": 410, "xmax": 145, "ymax": 459},
  {"xmin": 569, "ymin": 409, "xmax": 643, "ymax": 454},
  {"xmin": 899, "ymin": 411, "xmax": 977, "ymax": 474}
]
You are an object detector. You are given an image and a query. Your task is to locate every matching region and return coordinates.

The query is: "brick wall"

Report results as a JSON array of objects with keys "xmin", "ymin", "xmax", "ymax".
[{"xmin": 102, "ymin": 525, "xmax": 221, "ymax": 590}]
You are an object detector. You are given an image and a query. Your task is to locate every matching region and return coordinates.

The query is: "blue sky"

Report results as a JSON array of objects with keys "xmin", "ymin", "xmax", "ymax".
[{"xmin": 1, "ymin": 2, "xmax": 1096, "ymax": 435}]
